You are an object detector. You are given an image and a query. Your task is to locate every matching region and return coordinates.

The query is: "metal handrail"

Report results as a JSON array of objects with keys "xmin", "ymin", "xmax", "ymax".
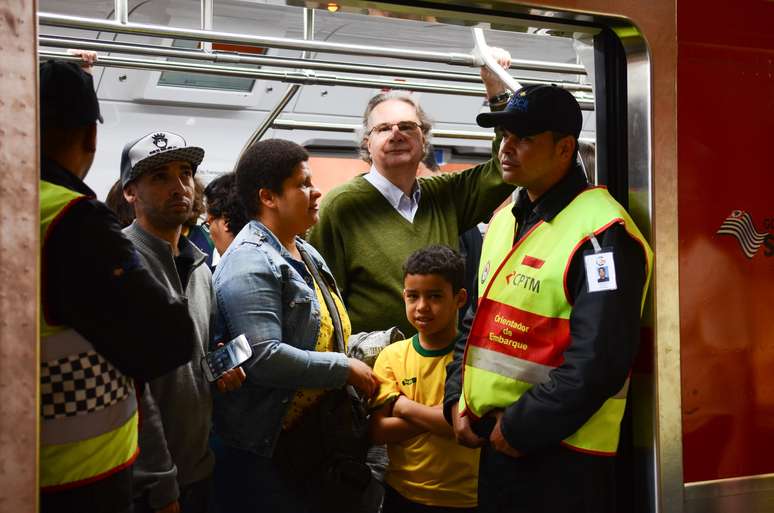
[
  {"xmin": 38, "ymin": 12, "xmax": 587, "ymax": 74},
  {"xmin": 272, "ymin": 119, "xmax": 497, "ymax": 141},
  {"xmin": 39, "ymin": 49, "xmax": 594, "ymax": 110},
  {"xmin": 201, "ymin": 0, "xmax": 213, "ymax": 53},
  {"xmin": 472, "ymin": 28, "xmax": 521, "ymax": 92},
  {"xmin": 38, "ymin": 35, "xmax": 593, "ymax": 92},
  {"xmin": 240, "ymin": 8, "xmax": 315, "ymax": 153},
  {"xmin": 272, "ymin": 120, "xmax": 597, "ymax": 144},
  {"xmin": 114, "ymin": 0, "xmax": 127, "ymax": 24}
]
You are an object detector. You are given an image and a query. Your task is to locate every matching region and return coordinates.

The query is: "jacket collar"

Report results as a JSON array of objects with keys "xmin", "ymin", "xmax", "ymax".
[
  {"xmin": 239, "ymin": 220, "xmax": 339, "ymax": 291},
  {"xmin": 40, "ymin": 157, "xmax": 96, "ymax": 197},
  {"xmin": 512, "ymin": 163, "xmax": 589, "ymax": 223}
]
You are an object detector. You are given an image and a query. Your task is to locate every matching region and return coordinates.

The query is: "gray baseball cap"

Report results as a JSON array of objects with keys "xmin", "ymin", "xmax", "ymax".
[{"xmin": 120, "ymin": 131, "xmax": 204, "ymax": 187}]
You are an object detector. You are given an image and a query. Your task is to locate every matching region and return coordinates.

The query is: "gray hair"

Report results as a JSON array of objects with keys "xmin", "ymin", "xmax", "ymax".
[
  {"xmin": 578, "ymin": 140, "xmax": 596, "ymax": 183},
  {"xmin": 357, "ymin": 91, "xmax": 433, "ymax": 164}
]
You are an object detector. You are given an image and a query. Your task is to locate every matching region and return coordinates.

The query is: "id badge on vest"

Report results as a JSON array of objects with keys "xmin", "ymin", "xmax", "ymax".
[{"xmin": 584, "ymin": 233, "xmax": 617, "ymax": 292}]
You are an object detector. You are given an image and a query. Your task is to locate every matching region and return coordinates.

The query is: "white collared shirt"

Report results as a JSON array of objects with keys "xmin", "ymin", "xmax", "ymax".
[{"xmin": 363, "ymin": 166, "xmax": 422, "ymax": 223}]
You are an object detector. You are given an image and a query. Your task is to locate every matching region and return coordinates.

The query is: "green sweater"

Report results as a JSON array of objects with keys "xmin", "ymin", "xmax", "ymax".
[{"xmin": 308, "ymin": 149, "xmax": 514, "ymax": 337}]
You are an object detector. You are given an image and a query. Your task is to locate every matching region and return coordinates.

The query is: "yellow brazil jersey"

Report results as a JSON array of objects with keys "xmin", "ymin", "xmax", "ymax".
[
  {"xmin": 372, "ymin": 335, "xmax": 480, "ymax": 508},
  {"xmin": 282, "ymin": 278, "xmax": 351, "ymax": 429}
]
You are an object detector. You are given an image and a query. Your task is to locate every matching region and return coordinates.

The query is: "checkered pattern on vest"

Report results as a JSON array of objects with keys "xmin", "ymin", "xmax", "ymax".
[{"xmin": 40, "ymin": 351, "xmax": 131, "ymax": 420}]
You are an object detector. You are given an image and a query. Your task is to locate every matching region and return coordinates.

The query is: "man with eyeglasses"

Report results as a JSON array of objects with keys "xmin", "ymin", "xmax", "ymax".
[{"xmin": 309, "ymin": 48, "xmax": 516, "ymax": 338}]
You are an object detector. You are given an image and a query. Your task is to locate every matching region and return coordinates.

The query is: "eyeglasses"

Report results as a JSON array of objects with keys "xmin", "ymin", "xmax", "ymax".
[{"xmin": 367, "ymin": 120, "xmax": 423, "ymax": 136}]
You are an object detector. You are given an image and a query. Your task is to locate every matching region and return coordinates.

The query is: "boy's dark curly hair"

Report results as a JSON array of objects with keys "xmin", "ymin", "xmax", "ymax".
[
  {"xmin": 403, "ymin": 245, "xmax": 466, "ymax": 293},
  {"xmin": 204, "ymin": 173, "xmax": 249, "ymax": 235},
  {"xmin": 235, "ymin": 139, "xmax": 309, "ymax": 218}
]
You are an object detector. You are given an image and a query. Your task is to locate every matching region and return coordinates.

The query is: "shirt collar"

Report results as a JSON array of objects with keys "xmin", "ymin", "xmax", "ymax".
[
  {"xmin": 40, "ymin": 157, "xmax": 96, "ymax": 198},
  {"xmin": 512, "ymin": 163, "xmax": 589, "ymax": 223},
  {"xmin": 363, "ymin": 165, "xmax": 421, "ymax": 209}
]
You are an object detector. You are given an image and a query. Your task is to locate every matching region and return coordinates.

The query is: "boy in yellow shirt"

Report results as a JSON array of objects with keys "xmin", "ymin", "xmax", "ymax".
[{"xmin": 370, "ymin": 245, "xmax": 480, "ymax": 513}]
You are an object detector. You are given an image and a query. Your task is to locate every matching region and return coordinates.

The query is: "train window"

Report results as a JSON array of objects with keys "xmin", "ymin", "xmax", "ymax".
[{"xmin": 157, "ymin": 39, "xmax": 258, "ymax": 92}]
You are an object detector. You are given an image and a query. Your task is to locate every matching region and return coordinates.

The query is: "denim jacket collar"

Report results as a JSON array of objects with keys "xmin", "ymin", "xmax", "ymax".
[{"xmin": 238, "ymin": 220, "xmax": 339, "ymax": 293}]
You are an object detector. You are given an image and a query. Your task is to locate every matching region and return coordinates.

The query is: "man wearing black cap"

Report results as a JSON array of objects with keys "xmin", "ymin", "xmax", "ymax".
[
  {"xmin": 443, "ymin": 85, "xmax": 653, "ymax": 512},
  {"xmin": 120, "ymin": 131, "xmax": 245, "ymax": 513},
  {"xmin": 39, "ymin": 60, "xmax": 195, "ymax": 513}
]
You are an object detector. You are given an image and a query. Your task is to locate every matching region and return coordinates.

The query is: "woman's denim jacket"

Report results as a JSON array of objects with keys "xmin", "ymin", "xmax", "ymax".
[{"xmin": 211, "ymin": 220, "xmax": 350, "ymax": 457}]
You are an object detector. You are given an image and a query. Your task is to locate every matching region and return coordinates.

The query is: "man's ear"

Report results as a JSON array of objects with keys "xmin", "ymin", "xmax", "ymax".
[
  {"xmin": 557, "ymin": 136, "xmax": 576, "ymax": 162},
  {"xmin": 123, "ymin": 183, "xmax": 137, "ymax": 205}
]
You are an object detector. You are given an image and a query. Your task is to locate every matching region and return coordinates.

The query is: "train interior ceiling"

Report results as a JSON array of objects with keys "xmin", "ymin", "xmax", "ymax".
[{"xmin": 38, "ymin": 0, "xmax": 598, "ymax": 200}]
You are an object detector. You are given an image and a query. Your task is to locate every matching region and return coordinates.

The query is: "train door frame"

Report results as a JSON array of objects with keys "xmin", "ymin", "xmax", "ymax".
[
  {"xmin": 0, "ymin": 0, "xmax": 40, "ymax": 512},
  {"xmin": 5, "ymin": 1, "xmax": 685, "ymax": 512}
]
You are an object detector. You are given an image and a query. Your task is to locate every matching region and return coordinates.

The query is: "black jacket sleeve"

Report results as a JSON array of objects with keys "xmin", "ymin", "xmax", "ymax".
[
  {"xmin": 499, "ymin": 223, "xmax": 648, "ymax": 453},
  {"xmin": 43, "ymin": 198, "xmax": 194, "ymax": 381},
  {"xmin": 444, "ymin": 276, "xmax": 479, "ymax": 425}
]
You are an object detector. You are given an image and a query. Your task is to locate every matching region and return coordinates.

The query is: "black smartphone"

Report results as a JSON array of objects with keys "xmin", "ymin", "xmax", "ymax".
[{"xmin": 201, "ymin": 334, "xmax": 252, "ymax": 382}]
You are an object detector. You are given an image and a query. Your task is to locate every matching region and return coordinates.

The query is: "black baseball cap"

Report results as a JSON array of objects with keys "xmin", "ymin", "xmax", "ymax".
[
  {"xmin": 120, "ymin": 131, "xmax": 205, "ymax": 187},
  {"xmin": 40, "ymin": 60, "xmax": 104, "ymax": 128},
  {"xmin": 476, "ymin": 84, "xmax": 582, "ymax": 138}
]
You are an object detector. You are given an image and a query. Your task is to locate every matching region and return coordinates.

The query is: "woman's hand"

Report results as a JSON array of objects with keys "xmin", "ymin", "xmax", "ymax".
[{"xmin": 346, "ymin": 358, "xmax": 379, "ymax": 398}]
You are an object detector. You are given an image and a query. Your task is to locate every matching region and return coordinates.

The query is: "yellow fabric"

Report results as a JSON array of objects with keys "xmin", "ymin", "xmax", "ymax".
[
  {"xmin": 463, "ymin": 187, "xmax": 653, "ymax": 455},
  {"xmin": 40, "ymin": 411, "xmax": 139, "ymax": 488},
  {"xmin": 373, "ymin": 337, "xmax": 479, "ymax": 508},
  {"xmin": 39, "ymin": 180, "xmax": 84, "ymax": 338},
  {"xmin": 477, "ymin": 188, "xmax": 653, "ymax": 315},
  {"xmin": 282, "ymin": 279, "xmax": 351, "ymax": 429}
]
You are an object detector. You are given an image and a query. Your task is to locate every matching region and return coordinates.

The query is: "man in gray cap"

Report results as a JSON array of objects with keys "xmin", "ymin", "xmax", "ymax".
[
  {"xmin": 39, "ymin": 60, "xmax": 195, "ymax": 513},
  {"xmin": 444, "ymin": 84, "xmax": 653, "ymax": 512},
  {"xmin": 120, "ymin": 131, "xmax": 245, "ymax": 513}
]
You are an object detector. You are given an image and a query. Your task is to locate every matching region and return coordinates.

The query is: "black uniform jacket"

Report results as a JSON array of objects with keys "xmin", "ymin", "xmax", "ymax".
[
  {"xmin": 443, "ymin": 164, "xmax": 649, "ymax": 454},
  {"xmin": 40, "ymin": 158, "xmax": 195, "ymax": 513}
]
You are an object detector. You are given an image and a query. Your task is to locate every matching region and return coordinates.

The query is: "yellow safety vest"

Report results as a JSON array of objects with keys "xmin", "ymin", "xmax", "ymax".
[
  {"xmin": 461, "ymin": 187, "xmax": 653, "ymax": 455},
  {"xmin": 39, "ymin": 180, "xmax": 139, "ymax": 491}
]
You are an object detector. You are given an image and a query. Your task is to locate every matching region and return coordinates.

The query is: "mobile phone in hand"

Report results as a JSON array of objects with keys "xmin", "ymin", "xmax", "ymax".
[{"xmin": 202, "ymin": 334, "xmax": 252, "ymax": 383}]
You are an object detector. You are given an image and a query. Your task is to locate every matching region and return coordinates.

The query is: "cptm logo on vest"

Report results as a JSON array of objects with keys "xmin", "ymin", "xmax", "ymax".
[
  {"xmin": 716, "ymin": 210, "xmax": 774, "ymax": 259},
  {"xmin": 505, "ymin": 271, "xmax": 541, "ymax": 293}
]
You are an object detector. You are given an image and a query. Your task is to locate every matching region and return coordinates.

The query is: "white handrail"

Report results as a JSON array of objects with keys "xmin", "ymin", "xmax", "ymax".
[{"xmin": 472, "ymin": 27, "xmax": 522, "ymax": 93}]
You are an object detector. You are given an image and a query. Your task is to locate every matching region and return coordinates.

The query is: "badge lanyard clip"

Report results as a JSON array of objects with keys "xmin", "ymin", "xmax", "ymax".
[{"xmin": 589, "ymin": 233, "xmax": 602, "ymax": 254}]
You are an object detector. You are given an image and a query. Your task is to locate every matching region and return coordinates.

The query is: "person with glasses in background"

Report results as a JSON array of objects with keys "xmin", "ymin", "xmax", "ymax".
[
  {"xmin": 203, "ymin": 172, "xmax": 249, "ymax": 263},
  {"xmin": 308, "ymin": 47, "xmax": 516, "ymax": 339}
]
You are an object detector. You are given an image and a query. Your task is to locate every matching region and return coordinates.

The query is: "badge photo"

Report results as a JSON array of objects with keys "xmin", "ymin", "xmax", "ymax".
[{"xmin": 584, "ymin": 251, "xmax": 617, "ymax": 292}]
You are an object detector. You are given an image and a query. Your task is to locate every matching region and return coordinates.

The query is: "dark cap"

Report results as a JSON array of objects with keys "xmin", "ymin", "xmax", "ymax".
[
  {"xmin": 120, "ymin": 131, "xmax": 205, "ymax": 187},
  {"xmin": 476, "ymin": 84, "xmax": 582, "ymax": 138},
  {"xmin": 40, "ymin": 60, "xmax": 104, "ymax": 128}
]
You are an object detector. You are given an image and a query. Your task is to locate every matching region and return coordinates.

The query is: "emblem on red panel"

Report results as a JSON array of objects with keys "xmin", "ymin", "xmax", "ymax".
[{"xmin": 716, "ymin": 210, "xmax": 773, "ymax": 259}]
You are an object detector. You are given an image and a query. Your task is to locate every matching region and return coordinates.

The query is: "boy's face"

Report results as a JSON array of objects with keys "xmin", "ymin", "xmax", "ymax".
[{"xmin": 403, "ymin": 273, "xmax": 467, "ymax": 339}]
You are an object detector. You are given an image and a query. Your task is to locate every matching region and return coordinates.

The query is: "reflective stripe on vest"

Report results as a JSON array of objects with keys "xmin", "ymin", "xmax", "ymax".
[
  {"xmin": 39, "ymin": 180, "xmax": 139, "ymax": 490},
  {"xmin": 461, "ymin": 187, "xmax": 653, "ymax": 455}
]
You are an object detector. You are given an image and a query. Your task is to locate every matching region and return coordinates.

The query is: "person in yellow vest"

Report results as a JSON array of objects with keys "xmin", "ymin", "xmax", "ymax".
[
  {"xmin": 370, "ymin": 245, "xmax": 480, "ymax": 513},
  {"xmin": 443, "ymin": 84, "xmax": 653, "ymax": 513},
  {"xmin": 39, "ymin": 59, "xmax": 195, "ymax": 513}
]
